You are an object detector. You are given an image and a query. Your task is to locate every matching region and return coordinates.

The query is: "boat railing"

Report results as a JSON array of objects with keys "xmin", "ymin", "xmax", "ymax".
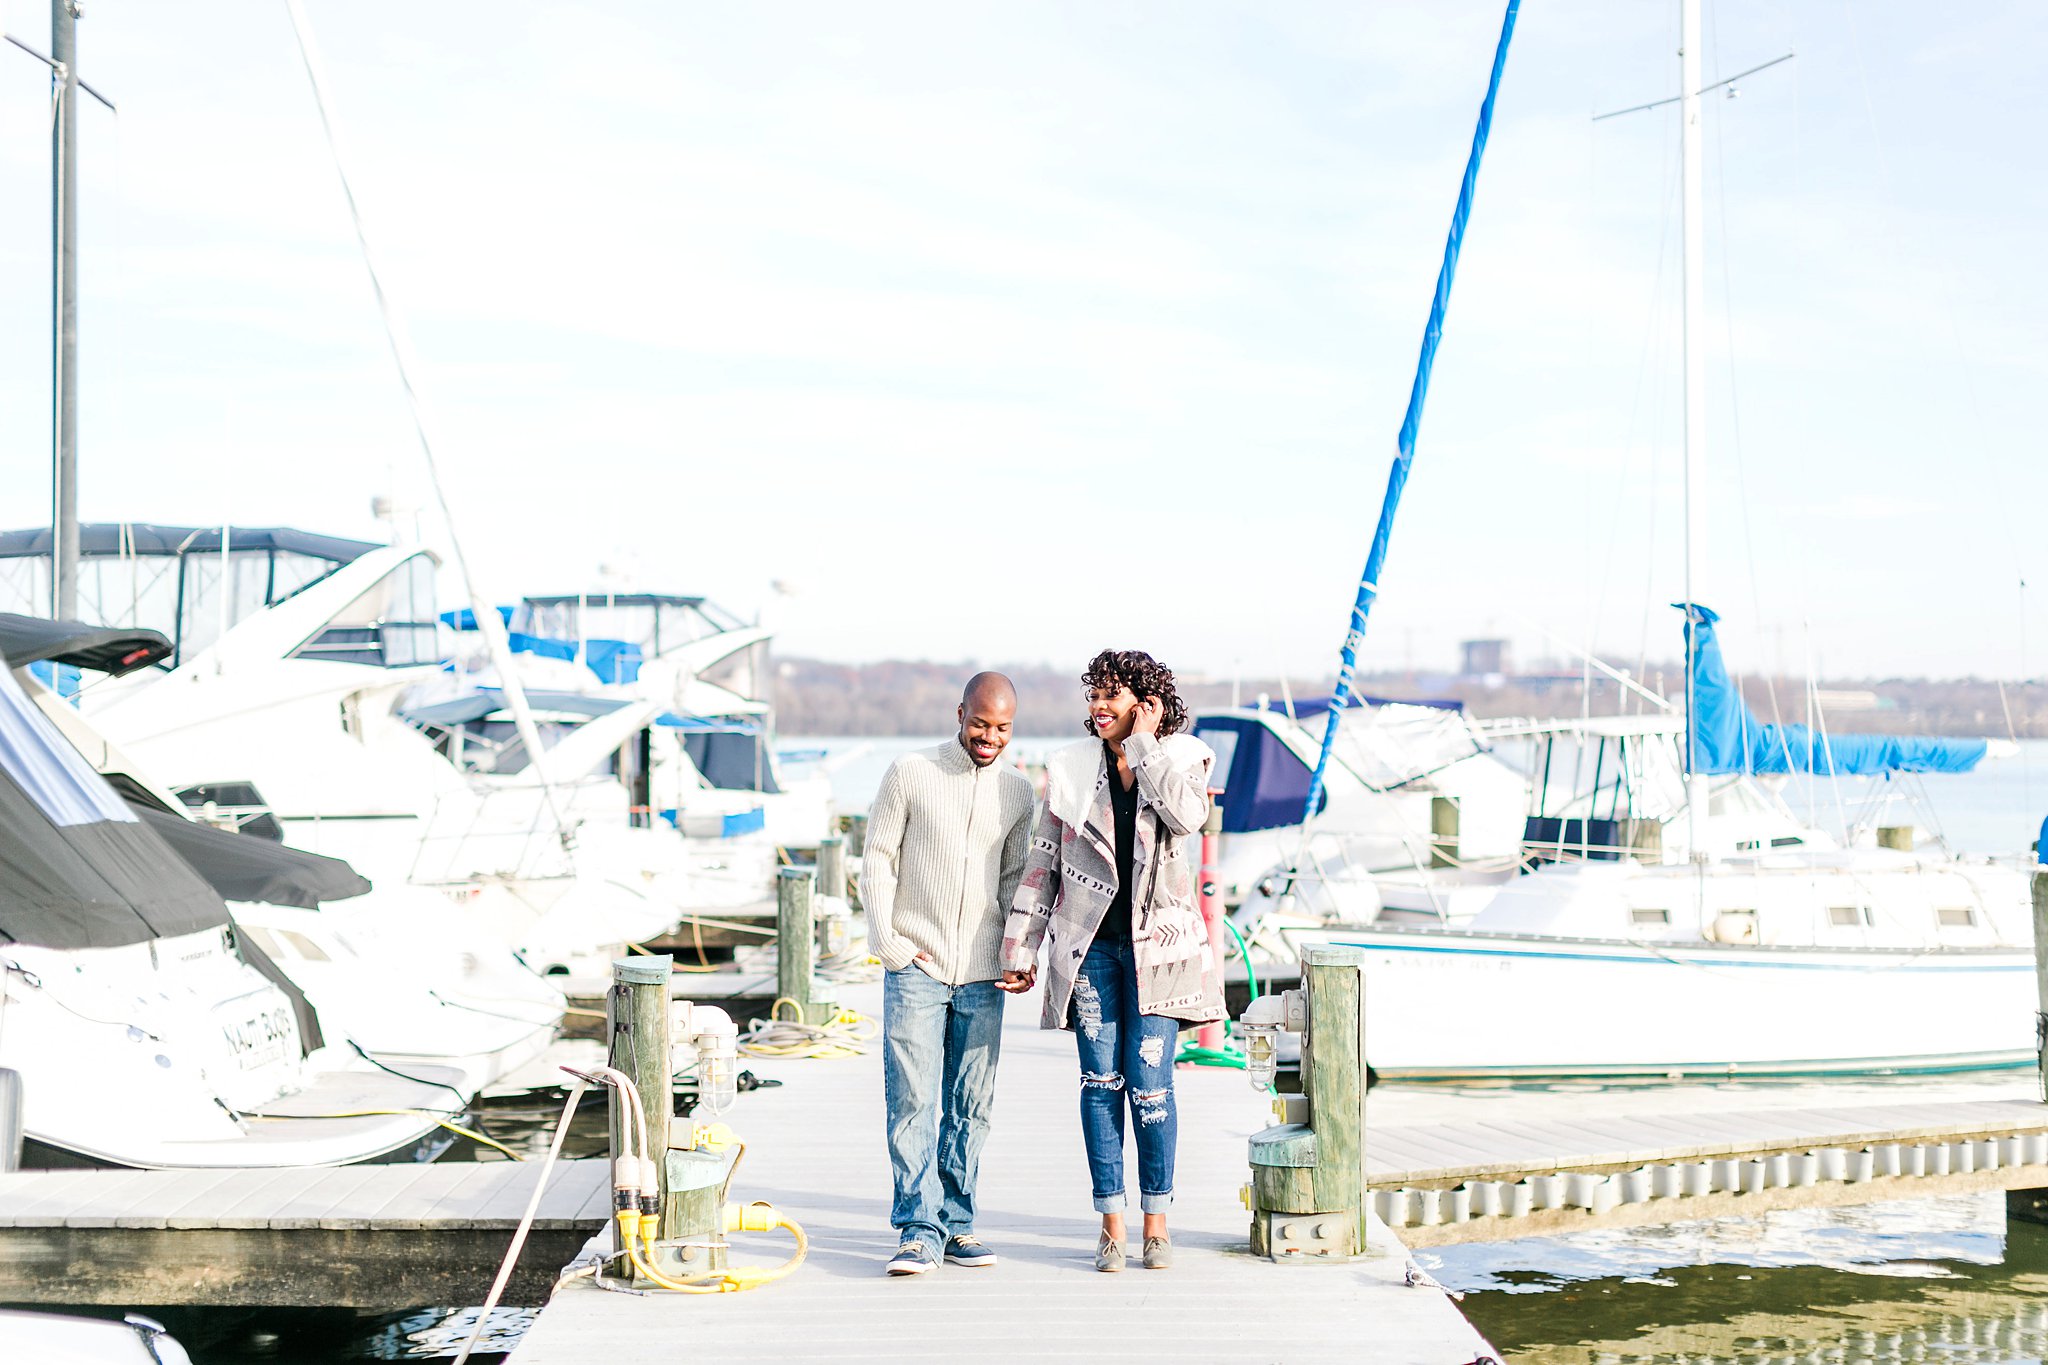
[{"xmin": 407, "ymin": 787, "xmax": 573, "ymax": 885}]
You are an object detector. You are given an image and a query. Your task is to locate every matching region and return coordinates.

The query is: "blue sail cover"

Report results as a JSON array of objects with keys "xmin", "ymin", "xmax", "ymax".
[{"xmin": 1681, "ymin": 604, "xmax": 1985, "ymax": 776}]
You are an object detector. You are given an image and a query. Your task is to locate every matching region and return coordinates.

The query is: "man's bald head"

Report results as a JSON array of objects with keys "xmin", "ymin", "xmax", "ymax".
[
  {"xmin": 957, "ymin": 671, "xmax": 1017, "ymax": 767},
  {"xmin": 962, "ymin": 671, "xmax": 1016, "ymax": 711}
]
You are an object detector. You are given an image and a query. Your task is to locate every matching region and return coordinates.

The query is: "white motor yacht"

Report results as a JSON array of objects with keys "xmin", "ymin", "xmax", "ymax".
[
  {"xmin": 0, "ymin": 525, "xmax": 687, "ymax": 978},
  {"xmin": 0, "ymin": 617, "xmax": 455, "ymax": 1168}
]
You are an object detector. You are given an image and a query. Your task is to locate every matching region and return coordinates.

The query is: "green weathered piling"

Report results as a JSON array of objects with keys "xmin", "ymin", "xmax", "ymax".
[
  {"xmin": 816, "ymin": 835, "xmax": 846, "ymax": 900},
  {"xmin": 776, "ymin": 866, "xmax": 835, "ymax": 1024},
  {"xmin": 1429, "ymin": 797, "xmax": 1459, "ymax": 869},
  {"xmin": 1302, "ymin": 945, "xmax": 1368, "ymax": 1251},
  {"xmin": 608, "ymin": 956, "xmax": 672, "ymax": 1263}
]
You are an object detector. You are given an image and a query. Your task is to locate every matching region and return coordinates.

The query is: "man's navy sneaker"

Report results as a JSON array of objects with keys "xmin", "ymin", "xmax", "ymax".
[
  {"xmin": 944, "ymin": 1234, "xmax": 998, "ymax": 1267},
  {"xmin": 885, "ymin": 1241, "xmax": 938, "ymax": 1275}
]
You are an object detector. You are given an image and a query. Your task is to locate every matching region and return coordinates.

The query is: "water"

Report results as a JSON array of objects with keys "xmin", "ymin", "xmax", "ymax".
[{"xmin": 1445, "ymin": 1197, "xmax": 2048, "ymax": 1363}]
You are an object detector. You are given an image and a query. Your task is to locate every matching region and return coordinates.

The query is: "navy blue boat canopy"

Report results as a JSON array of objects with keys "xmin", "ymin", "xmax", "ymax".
[
  {"xmin": 1681, "ymin": 604, "xmax": 1986, "ymax": 777},
  {"xmin": 0, "ymin": 642, "xmax": 226, "ymax": 947},
  {"xmin": 0, "ymin": 614, "xmax": 170, "ymax": 675},
  {"xmin": 1191, "ymin": 715, "xmax": 1329, "ymax": 834}
]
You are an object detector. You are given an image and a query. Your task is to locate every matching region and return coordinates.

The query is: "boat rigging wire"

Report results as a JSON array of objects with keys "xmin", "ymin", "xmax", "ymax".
[
  {"xmin": 1295, "ymin": 0, "xmax": 1520, "ymax": 834},
  {"xmin": 1704, "ymin": 1, "xmax": 1797, "ymax": 775},
  {"xmin": 279, "ymin": 0, "xmax": 568, "ymax": 830},
  {"xmin": 1591, "ymin": 51, "xmax": 1794, "ymax": 122},
  {"xmin": 2, "ymin": 32, "xmax": 118, "ymax": 108},
  {"xmin": 345, "ymin": 1037, "xmax": 474, "ymax": 1110}
]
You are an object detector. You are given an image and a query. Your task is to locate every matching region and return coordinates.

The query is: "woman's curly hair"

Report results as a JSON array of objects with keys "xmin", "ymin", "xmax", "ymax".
[{"xmin": 1081, "ymin": 649, "xmax": 1188, "ymax": 738}]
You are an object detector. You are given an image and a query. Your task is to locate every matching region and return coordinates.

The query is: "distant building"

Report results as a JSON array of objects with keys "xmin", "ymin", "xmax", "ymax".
[{"xmin": 1460, "ymin": 638, "xmax": 1510, "ymax": 679}]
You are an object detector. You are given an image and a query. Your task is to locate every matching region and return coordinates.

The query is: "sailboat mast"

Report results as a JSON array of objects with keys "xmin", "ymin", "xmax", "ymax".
[
  {"xmin": 1680, "ymin": 0, "xmax": 1709, "ymax": 857},
  {"xmin": 51, "ymin": 0, "xmax": 80, "ymax": 621}
]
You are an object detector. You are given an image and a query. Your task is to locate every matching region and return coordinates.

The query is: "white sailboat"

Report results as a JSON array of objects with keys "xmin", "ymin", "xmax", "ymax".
[
  {"xmin": 1192, "ymin": 694, "xmax": 1529, "ymax": 921},
  {"xmin": 1236, "ymin": 0, "xmax": 2038, "ymax": 1078}
]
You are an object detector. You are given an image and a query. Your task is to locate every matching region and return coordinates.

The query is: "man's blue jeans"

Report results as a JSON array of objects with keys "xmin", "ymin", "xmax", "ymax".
[
  {"xmin": 883, "ymin": 966, "xmax": 1005, "ymax": 1251},
  {"xmin": 1071, "ymin": 937, "xmax": 1178, "ymax": 1215}
]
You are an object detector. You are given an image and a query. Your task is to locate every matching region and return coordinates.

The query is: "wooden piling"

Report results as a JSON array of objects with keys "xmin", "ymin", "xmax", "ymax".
[
  {"xmin": 776, "ymin": 866, "xmax": 834, "ymax": 1023},
  {"xmin": 816, "ymin": 835, "xmax": 846, "ymax": 901},
  {"xmin": 1302, "ymin": 945, "xmax": 1368, "ymax": 1253},
  {"xmin": 1429, "ymin": 797, "xmax": 1459, "ymax": 869},
  {"xmin": 608, "ymin": 956, "xmax": 673, "ymax": 1261},
  {"xmin": 846, "ymin": 813, "xmax": 868, "ymax": 857}
]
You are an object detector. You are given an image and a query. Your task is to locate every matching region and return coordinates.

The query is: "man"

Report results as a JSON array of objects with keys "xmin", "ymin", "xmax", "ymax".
[{"xmin": 861, "ymin": 671, "xmax": 1036, "ymax": 1276}]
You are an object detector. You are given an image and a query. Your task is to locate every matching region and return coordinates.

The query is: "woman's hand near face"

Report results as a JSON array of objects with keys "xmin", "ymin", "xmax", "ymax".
[{"xmin": 1131, "ymin": 694, "xmax": 1165, "ymax": 737}]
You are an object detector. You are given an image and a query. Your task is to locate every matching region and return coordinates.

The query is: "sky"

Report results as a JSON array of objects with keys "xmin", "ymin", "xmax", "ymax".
[{"xmin": 0, "ymin": 1, "xmax": 2042, "ymax": 684}]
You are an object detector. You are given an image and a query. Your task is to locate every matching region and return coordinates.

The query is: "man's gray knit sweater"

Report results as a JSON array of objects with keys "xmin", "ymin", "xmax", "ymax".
[{"xmin": 859, "ymin": 739, "xmax": 1035, "ymax": 985}]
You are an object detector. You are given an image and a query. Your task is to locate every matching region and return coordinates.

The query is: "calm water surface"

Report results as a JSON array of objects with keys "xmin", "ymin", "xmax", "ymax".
[{"xmin": 1444, "ymin": 1196, "xmax": 2048, "ymax": 1363}]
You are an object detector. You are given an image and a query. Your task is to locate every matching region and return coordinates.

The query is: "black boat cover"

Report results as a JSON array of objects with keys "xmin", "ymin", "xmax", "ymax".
[
  {"xmin": 129, "ymin": 803, "xmax": 371, "ymax": 909},
  {"xmin": 0, "ymin": 614, "xmax": 171, "ymax": 675},
  {"xmin": 0, "ymin": 655, "xmax": 226, "ymax": 949}
]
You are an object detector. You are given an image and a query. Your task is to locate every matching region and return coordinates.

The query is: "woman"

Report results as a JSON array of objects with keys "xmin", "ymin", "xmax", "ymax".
[{"xmin": 1000, "ymin": 649, "xmax": 1224, "ymax": 1272}]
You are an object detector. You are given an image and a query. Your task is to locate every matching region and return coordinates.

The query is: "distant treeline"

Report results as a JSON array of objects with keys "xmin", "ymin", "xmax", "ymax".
[{"xmin": 768, "ymin": 656, "xmax": 2048, "ymax": 739}]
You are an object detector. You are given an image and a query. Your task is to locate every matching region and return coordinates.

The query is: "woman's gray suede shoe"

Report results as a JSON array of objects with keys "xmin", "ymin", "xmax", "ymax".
[
  {"xmin": 1143, "ymin": 1236, "xmax": 1173, "ymax": 1269},
  {"xmin": 1094, "ymin": 1233, "xmax": 1126, "ymax": 1273}
]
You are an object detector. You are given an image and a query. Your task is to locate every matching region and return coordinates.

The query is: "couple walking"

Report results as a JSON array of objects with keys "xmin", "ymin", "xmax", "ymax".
[{"xmin": 859, "ymin": 649, "xmax": 1224, "ymax": 1276}]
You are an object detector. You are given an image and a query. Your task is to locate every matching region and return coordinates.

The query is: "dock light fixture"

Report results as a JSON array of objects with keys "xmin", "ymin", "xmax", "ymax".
[
  {"xmin": 670, "ymin": 1001, "xmax": 741, "ymax": 1117},
  {"xmin": 1237, "ymin": 989, "xmax": 1301, "ymax": 1092}
]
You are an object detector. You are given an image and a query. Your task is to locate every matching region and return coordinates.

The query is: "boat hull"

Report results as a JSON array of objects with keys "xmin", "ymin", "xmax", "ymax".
[{"xmin": 1262, "ymin": 926, "xmax": 2038, "ymax": 1080}]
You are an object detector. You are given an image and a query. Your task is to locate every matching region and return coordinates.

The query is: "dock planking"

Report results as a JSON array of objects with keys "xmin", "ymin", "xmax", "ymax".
[
  {"xmin": 508, "ymin": 981, "xmax": 1498, "ymax": 1365},
  {"xmin": 1, "ymin": 984, "xmax": 2038, "ymax": 1337}
]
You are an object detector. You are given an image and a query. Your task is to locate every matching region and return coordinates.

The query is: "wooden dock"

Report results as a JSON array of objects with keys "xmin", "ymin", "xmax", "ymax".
[
  {"xmin": 508, "ymin": 981, "xmax": 1498, "ymax": 1365},
  {"xmin": 1368, "ymin": 1097, "xmax": 2048, "ymax": 1247},
  {"xmin": 2, "ymin": 971, "xmax": 2039, "ymax": 1357},
  {"xmin": 0, "ymin": 1159, "xmax": 611, "ymax": 1307}
]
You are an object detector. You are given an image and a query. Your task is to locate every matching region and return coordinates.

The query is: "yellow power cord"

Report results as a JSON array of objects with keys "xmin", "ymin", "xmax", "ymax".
[
  {"xmin": 617, "ymin": 1201, "xmax": 809, "ymax": 1293},
  {"xmin": 735, "ymin": 999, "xmax": 878, "ymax": 1060}
]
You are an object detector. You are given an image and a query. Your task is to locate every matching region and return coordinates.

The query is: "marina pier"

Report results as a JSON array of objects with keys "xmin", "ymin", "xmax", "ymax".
[{"xmin": 1, "ymin": 976, "xmax": 2044, "ymax": 1358}]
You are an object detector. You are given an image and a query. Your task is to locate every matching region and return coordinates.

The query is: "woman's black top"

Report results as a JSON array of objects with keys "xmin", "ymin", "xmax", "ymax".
[{"xmin": 1096, "ymin": 742, "xmax": 1139, "ymax": 943}]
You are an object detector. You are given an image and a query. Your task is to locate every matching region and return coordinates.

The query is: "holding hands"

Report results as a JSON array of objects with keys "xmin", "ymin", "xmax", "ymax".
[{"xmin": 998, "ymin": 967, "xmax": 1036, "ymax": 994}]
